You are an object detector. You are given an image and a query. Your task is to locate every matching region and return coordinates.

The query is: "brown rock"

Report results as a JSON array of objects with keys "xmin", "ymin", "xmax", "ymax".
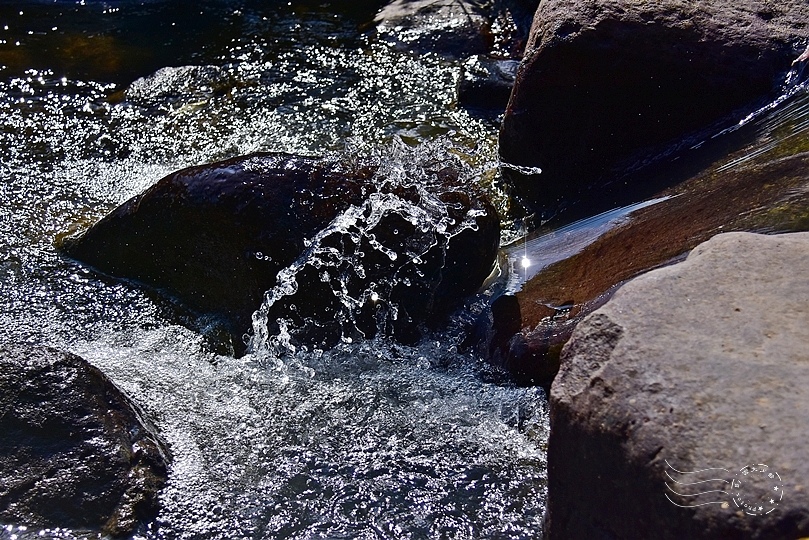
[
  {"xmin": 546, "ymin": 231, "xmax": 809, "ymax": 539},
  {"xmin": 500, "ymin": 0, "xmax": 809, "ymax": 217},
  {"xmin": 485, "ymin": 90, "xmax": 809, "ymax": 387}
]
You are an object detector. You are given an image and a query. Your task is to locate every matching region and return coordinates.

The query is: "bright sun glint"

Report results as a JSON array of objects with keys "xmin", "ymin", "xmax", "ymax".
[
  {"xmin": 521, "ymin": 256, "xmax": 531, "ymax": 269},
  {"xmin": 370, "ymin": 292, "xmax": 379, "ymax": 302}
]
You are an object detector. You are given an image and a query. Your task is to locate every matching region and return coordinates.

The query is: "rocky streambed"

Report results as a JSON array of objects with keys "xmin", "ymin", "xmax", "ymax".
[{"xmin": 1, "ymin": 0, "xmax": 809, "ymax": 538}]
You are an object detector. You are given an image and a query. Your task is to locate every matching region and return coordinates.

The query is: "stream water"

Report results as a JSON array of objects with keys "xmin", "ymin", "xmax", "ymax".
[
  {"xmin": 0, "ymin": 2, "xmax": 546, "ymax": 538},
  {"xmin": 3, "ymin": 2, "xmax": 808, "ymax": 538}
]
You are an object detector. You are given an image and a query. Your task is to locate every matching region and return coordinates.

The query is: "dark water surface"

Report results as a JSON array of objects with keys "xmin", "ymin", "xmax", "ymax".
[{"xmin": 0, "ymin": 2, "xmax": 547, "ymax": 538}]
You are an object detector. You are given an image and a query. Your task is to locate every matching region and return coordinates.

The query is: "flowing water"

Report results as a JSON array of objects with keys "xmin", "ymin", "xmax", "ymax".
[
  {"xmin": 0, "ymin": 2, "xmax": 546, "ymax": 538},
  {"xmin": 3, "ymin": 2, "xmax": 808, "ymax": 538}
]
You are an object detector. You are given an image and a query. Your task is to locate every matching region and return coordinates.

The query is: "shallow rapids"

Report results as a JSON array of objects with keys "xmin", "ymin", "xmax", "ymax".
[{"xmin": 0, "ymin": 2, "xmax": 546, "ymax": 538}]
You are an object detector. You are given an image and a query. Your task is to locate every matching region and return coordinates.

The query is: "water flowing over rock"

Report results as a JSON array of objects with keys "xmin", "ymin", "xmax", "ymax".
[
  {"xmin": 374, "ymin": 0, "xmax": 539, "ymax": 58},
  {"xmin": 481, "ymin": 80, "xmax": 809, "ymax": 387},
  {"xmin": 545, "ymin": 232, "xmax": 809, "ymax": 539},
  {"xmin": 374, "ymin": 0, "xmax": 494, "ymax": 57},
  {"xmin": 60, "ymin": 149, "xmax": 499, "ymax": 350},
  {"xmin": 0, "ymin": 344, "xmax": 169, "ymax": 537},
  {"xmin": 500, "ymin": 0, "xmax": 809, "ymax": 218},
  {"xmin": 251, "ymin": 145, "xmax": 500, "ymax": 352}
]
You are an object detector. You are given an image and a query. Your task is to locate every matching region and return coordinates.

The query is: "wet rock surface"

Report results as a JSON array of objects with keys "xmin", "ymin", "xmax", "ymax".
[
  {"xmin": 0, "ymin": 344, "xmax": 169, "ymax": 537},
  {"xmin": 374, "ymin": 0, "xmax": 539, "ymax": 58},
  {"xmin": 61, "ymin": 152, "xmax": 499, "ymax": 349},
  {"xmin": 484, "ymin": 89, "xmax": 809, "ymax": 387},
  {"xmin": 374, "ymin": 0, "xmax": 494, "ymax": 57},
  {"xmin": 500, "ymin": 0, "xmax": 809, "ymax": 217},
  {"xmin": 546, "ymin": 232, "xmax": 809, "ymax": 539},
  {"xmin": 457, "ymin": 55, "xmax": 519, "ymax": 112},
  {"xmin": 60, "ymin": 153, "xmax": 376, "ymax": 339}
]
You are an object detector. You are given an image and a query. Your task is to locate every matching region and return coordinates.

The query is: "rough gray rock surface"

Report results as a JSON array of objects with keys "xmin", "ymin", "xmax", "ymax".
[
  {"xmin": 547, "ymin": 232, "xmax": 809, "ymax": 539},
  {"xmin": 0, "ymin": 345, "xmax": 169, "ymax": 537},
  {"xmin": 374, "ymin": 0, "xmax": 494, "ymax": 56},
  {"xmin": 500, "ymin": 0, "xmax": 809, "ymax": 218}
]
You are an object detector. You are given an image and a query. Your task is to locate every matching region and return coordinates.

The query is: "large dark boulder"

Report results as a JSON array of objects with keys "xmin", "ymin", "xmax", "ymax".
[
  {"xmin": 546, "ymin": 232, "xmax": 809, "ymax": 539},
  {"xmin": 500, "ymin": 0, "xmax": 809, "ymax": 218},
  {"xmin": 0, "ymin": 344, "xmax": 169, "ymax": 537},
  {"xmin": 60, "ymin": 153, "xmax": 376, "ymax": 337},
  {"xmin": 61, "ymin": 152, "xmax": 500, "ymax": 348}
]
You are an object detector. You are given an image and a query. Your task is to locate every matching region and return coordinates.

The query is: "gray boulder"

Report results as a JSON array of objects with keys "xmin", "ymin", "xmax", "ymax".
[
  {"xmin": 546, "ymin": 232, "xmax": 809, "ymax": 539},
  {"xmin": 0, "ymin": 345, "xmax": 169, "ymax": 537},
  {"xmin": 374, "ymin": 0, "xmax": 494, "ymax": 56},
  {"xmin": 500, "ymin": 0, "xmax": 809, "ymax": 218}
]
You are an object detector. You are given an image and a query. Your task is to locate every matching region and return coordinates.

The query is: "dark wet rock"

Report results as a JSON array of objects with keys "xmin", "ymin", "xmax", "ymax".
[
  {"xmin": 374, "ymin": 0, "xmax": 494, "ymax": 57},
  {"xmin": 373, "ymin": 0, "xmax": 540, "ymax": 58},
  {"xmin": 254, "ymin": 157, "xmax": 501, "ymax": 349},
  {"xmin": 61, "ymin": 152, "xmax": 499, "ymax": 348},
  {"xmin": 500, "ymin": 0, "xmax": 809, "ymax": 218},
  {"xmin": 60, "ymin": 153, "xmax": 376, "ymax": 339},
  {"xmin": 546, "ymin": 232, "xmax": 809, "ymax": 539},
  {"xmin": 457, "ymin": 55, "xmax": 519, "ymax": 112},
  {"xmin": 0, "ymin": 344, "xmax": 169, "ymax": 537},
  {"xmin": 482, "ymin": 92, "xmax": 809, "ymax": 387}
]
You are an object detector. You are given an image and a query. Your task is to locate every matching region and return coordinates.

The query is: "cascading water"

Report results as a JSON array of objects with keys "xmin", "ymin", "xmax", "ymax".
[{"xmin": 249, "ymin": 138, "xmax": 496, "ymax": 356}]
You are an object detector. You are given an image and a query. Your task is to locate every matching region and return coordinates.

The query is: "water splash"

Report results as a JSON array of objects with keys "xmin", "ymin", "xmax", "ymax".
[{"xmin": 250, "ymin": 138, "xmax": 495, "ymax": 358}]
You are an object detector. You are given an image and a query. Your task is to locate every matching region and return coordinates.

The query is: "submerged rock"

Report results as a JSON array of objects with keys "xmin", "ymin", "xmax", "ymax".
[
  {"xmin": 0, "ymin": 344, "xmax": 169, "ymax": 537},
  {"xmin": 457, "ymin": 55, "xmax": 519, "ymax": 112},
  {"xmin": 500, "ymin": 0, "xmax": 809, "ymax": 217},
  {"xmin": 373, "ymin": 0, "xmax": 539, "ymax": 58},
  {"xmin": 546, "ymin": 232, "xmax": 809, "ymax": 539},
  {"xmin": 61, "ymin": 151, "xmax": 499, "ymax": 349},
  {"xmin": 374, "ymin": 0, "xmax": 494, "ymax": 57}
]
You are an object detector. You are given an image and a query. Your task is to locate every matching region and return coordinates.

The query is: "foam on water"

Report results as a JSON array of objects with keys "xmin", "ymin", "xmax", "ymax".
[
  {"xmin": 0, "ymin": 4, "xmax": 542, "ymax": 537},
  {"xmin": 70, "ymin": 329, "xmax": 547, "ymax": 539}
]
